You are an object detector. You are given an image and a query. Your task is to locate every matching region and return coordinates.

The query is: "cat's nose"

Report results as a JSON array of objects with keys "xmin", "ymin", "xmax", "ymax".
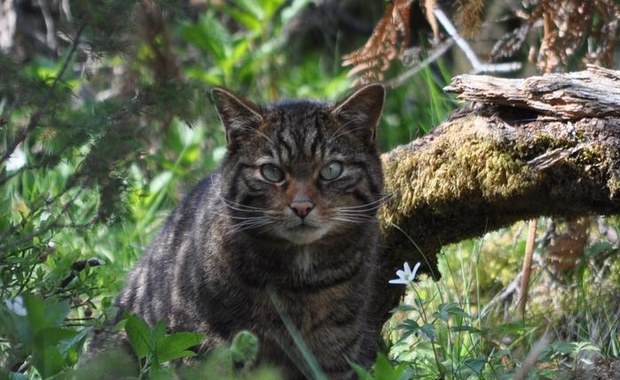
[{"xmin": 289, "ymin": 200, "xmax": 314, "ymax": 218}]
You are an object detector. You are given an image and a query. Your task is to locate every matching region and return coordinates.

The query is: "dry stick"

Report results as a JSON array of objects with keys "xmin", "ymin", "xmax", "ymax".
[
  {"xmin": 388, "ymin": 5, "xmax": 521, "ymax": 89},
  {"xmin": 386, "ymin": 38, "xmax": 454, "ymax": 88},
  {"xmin": 518, "ymin": 218, "xmax": 537, "ymax": 318},
  {"xmin": 513, "ymin": 326, "xmax": 551, "ymax": 380},
  {"xmin": 517, "ymin": 3, "xmax": 554, "ymax": 321},
  {"xmin": 432, "ymin": 7, "xmax": 522, "ymax": 74}
]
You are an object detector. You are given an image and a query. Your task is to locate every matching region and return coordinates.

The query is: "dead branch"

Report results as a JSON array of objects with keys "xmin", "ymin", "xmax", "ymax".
[
  {"xmin": 373, "ymin": 65, "xmax": 620, "ymax": 327},
  {"xmin": 444, "ymin": 65, "xmax": 620, "ymax": 118}
]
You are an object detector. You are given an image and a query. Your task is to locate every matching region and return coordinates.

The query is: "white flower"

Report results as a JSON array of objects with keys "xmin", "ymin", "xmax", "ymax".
[
  {"xmin": 4, "ymin": 296, "xmax": 27, "ymax": 316},
  {"xmin": 5, "ymin": 146, "xmax": 26, "ymax": 171},
  {"xmin": 388, "ymin": 262, "xmax": 421, "ymax": 285}
]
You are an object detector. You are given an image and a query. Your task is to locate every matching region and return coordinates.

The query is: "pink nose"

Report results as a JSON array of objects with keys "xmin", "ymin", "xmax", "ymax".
[{"xmin": 290, "ymin": 200, "xmax": 314, "ymax": 218}]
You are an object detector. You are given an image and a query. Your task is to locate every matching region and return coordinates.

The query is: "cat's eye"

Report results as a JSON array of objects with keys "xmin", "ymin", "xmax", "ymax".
[
  {"xmin": 320, "ymin": 161, "xmax": 344, "ymax": 180},
  {"xmin": 260, "ymin": 164, "xmax": 285, "ymax": 183}
]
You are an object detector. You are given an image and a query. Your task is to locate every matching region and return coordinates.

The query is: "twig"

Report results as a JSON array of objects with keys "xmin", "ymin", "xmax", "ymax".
[
  {"xmin": 518, "ymin": 219, "xmax": 537, "ymax": 318},
  {"xmin": 479, "ymin": 271, "xmax": 522, "ymax": 318},
  {"xmin": 513, "ymin": 326, "xmax": 552, "ymax": 380},
  {"xmin": 432, "ymin": 7, "xmax": 522, "ymax": 74},
  {"xmin": 0, "ymin": 187, "xmax": 87, "ymax": 254},
  {"xmin": 386, "ymin": 38, "xmax": 455, "ymax": 88}
]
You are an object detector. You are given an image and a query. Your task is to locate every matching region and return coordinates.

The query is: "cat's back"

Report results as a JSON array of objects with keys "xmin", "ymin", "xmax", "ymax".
[{"xmin": 115, "ymin": 172, "xmax": 223, "ymax": 325}]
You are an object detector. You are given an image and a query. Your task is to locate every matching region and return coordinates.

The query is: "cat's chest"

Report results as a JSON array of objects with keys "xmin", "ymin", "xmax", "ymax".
[{"xmin": 293, "ymin": 247, "xmax": 315, "ymax": 273}]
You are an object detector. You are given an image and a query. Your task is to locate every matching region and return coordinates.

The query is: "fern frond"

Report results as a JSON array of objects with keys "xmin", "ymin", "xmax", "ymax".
[
  {"xmin": 490, "ymin": 23, "xmax": 531, "ymax": 61},
  {"xmin": 342, "ymin": 0, "xmax": 412, "ymax": 85},
  {"xmin": 455, "ymin": 0, "xmax": 485, "ymax": 37}
]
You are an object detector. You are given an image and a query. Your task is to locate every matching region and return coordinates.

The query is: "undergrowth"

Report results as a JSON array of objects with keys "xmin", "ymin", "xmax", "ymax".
[{"xmin": 1, "ymin": 1, "xmax": 619, "ymax": 379}]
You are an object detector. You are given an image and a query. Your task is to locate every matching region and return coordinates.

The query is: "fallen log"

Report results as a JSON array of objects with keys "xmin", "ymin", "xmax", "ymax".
[{"xmin": 374, "ymin": 65, "xmax": 620, "ymax": 326}]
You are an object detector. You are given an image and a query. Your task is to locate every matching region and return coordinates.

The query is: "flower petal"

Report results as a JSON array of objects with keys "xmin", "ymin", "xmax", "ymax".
[
  {"xmin": 388, "ymin": 278, "xmax": 409, "ymax": 285},
  {"xmin": 410, "ymin": 262, "xmax": 422, "ymax": 279},
  {"xmin": 403, "ymin": 262, "xmax": 411, "ymax": 275}
]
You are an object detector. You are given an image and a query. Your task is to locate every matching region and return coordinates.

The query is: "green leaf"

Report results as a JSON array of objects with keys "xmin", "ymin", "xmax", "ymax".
[
  {"xmin": 420, "ymin": 323, "xmax": 436, "ymax": 341},
  {"xmin": 35, "ymin": 327, "xmax": 77, "ymax": 348},
  {"xmin": 148, "ymin": 171, "xmax": 173, "ymax": 195},
  {"xmin": 373, "ymin": 354, "xmax": 394, "ymax": 379},
  {"xmin": 152, "ymin": 320, "xmax": 167, "ymax": 343},
  {"xmin": 550, "ymin": 341, "xmax": 575, "ymax": 354},
  {"xmin": 371, "ymin": 353, "xmax": 409, "ymax": 380},
  {"xmin": 24, "ymin": 295, "xmax": 70, "ymax": 334},
  {"xmin": 463, "ymin": 357, "xmax": 487, "ymax": 374},
  {"xmin": 398, "ymin": 318, "xmax": 420, "ymax": 331},
  {"xmin": 181, "ymin": 13, "xmax": 231, "ymax": 61},
  {"xmin": 58, "ymin": 326, "xmax": 92, "ymax": 355},
  {"xmin": 435, "ymin": 302, "xmax": 469, "ymax": 322},
  {"xmin": 235, "ymin": 0, "xmax": 265, "ymax": 20},
  {"xmin": 450, "ymin": 325, "xmax": 481, "ymax": 334},
  {"xmin": 350, "ymin": 361, "xmax": 375, "ymax": 380},
  {"xmin": 229, "ymin": 330, "xmax": 259, "ymax": 365},
  {"xmin": 227, "ymin": 8, "xmax": 262, "ymax": 31},
  {"xmin": 585, "ymin": 241, "xmax": 614, "ymax": 257},
  {"xmin": 156, "ymin": 331, "xmax": 204, "ymax": 363},
  {"xmin": 124, "ymin": 314, "xmax": 152, "ymax": 359},
  {"xmin": 33, "ymin": 346, "xmax": 64, "ymax": 378}
]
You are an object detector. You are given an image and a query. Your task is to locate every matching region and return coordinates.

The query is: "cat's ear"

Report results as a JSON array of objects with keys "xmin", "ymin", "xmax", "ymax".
[
  {"xmin": 331, "ymin": 83, "xmax": 385, "ymax": 143},
  {"xmin": 211, "ymin": 87, "xmax": 263, "ymax": 144}
]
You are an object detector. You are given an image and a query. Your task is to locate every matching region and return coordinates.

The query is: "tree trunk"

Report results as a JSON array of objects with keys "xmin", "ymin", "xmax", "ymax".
[{"xmin": 374, "ymin": 64, "xmax": 620, "ymax": 327}]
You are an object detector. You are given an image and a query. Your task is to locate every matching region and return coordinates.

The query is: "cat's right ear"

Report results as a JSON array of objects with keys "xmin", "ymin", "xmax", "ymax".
[
  {"xmin": 211, "ymin": 88, "xmax": 263, "ymax": 144},
  {"xmin": 331, "ymin": 83, "xmax": 385, "ymax": 144}
]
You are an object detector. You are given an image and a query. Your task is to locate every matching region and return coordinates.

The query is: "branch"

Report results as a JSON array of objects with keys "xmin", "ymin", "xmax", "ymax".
[
  {"xmin": 444, "ymin": 64, "xmax": 620, "ymax": 118},
  {"xmin": 432, "ymin": 7, "xmax": 521, "ymax": 74},
  {"xmin": 372, "ymin": 65, "xmax": 620, "ymax": 327},
  {"xmin": 0, "ymin": 24, "xmax": 85, "ymax": 165}
]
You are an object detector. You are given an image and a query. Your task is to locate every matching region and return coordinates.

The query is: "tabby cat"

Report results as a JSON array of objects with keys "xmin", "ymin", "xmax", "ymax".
[{"xmin": 116, "ymin": 84, "xmax": 386, "ymax": 380}]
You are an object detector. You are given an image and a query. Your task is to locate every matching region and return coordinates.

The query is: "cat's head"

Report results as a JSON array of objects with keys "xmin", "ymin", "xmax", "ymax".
[{"xmin": 212, "ymin": 85, "xmax": 385, "ymax": 245}]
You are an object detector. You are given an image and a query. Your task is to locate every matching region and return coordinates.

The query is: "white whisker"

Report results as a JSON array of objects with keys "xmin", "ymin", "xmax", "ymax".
[
  {"xmin": 240, "ymin": 125, "xmax": 274, "ymax": 146},
  {"xmin": 220, "ymin": 197, "xmax": 268, "ymax": 211},
  {"xmin": 338, "ymin": 194, "xmax": 392, "ymax": 211},
  {"xmin": 329, "ymin": 121, "xmax": 369, "ymax": 140}
]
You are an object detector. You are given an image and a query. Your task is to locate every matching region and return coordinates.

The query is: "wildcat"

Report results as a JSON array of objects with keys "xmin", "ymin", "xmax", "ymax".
[{"xmin": 116, "ymin": 84, "xmax": 386, "ymax": 380}]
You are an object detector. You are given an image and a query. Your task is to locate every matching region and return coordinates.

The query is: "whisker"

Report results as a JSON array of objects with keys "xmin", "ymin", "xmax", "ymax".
[
  {"xmin": 220, "ymin": 197, "xmax": 268, "ymax": 211},
  {"xmin": 204, "ymin": 209, "xmax": 267, "ymax": 221},
  {"xmin": 239, "ymin": 124, "xmax": 275, "ymax": 146},
  {"xmin": 330, "ymin": 123, "xmax": 370, "ymax": 141},
  {"xmin": 227, "ymin": 219, "xmax": 276, "ymax": 235},
  {"xmin": 333, "ymin": 214, "xmax": 374, "ymax": 222},
  {"xmin": 337, "ymin": 194, "xmax": 393, "ymax": 211},
  {"xmin": 337, "ymin": 205, "xmax": 382, "ymax": 213},
  {"xmin": 331, "ymin": 217, "xmax": 365, "ymax": 225},
  {"xmin": 329, "ymin": 119, "xmax": 366, "ymax": 141}
]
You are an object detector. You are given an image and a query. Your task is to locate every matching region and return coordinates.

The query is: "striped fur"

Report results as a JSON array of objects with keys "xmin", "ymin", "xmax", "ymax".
[{"xmin": 116, "ymin": 84, "xmax": 386, "ymax": 379}]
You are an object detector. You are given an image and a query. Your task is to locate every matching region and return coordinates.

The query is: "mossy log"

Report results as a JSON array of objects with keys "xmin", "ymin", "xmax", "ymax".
[{"xmin": 374, "ymin": 65, "xmax": 620, "ymax": 327}]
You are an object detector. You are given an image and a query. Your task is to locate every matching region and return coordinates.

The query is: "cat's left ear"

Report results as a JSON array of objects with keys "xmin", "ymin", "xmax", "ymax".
[
  {"xmin": 211, "ymin": 87, "xmax": 263, "ymax": 144},
  {"xmin": 331, "ymin": 83, "xmax": 385, "ymax": 143}
]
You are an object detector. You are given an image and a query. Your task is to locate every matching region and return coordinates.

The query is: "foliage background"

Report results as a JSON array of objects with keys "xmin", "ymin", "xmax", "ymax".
[{"xmin": 0, "ymin": 0, "xmax": 619, "ymax": 378}]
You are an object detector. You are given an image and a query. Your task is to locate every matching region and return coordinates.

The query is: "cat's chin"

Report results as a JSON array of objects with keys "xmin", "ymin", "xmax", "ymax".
[{"xmin": 276, "ymin": 225, "xmax": 329, "ymax": 245}]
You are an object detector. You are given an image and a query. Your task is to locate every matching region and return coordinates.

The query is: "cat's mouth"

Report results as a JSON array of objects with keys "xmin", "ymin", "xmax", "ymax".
[
  {"xmin": 277, "ymin": 223, "xmax": 329, "ymax": 245},
  {"xmin": 286, "ymin": 223, "xmax": 322, "ymax": 235}
]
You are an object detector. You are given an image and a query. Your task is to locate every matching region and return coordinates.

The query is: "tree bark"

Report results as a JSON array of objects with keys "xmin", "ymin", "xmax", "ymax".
[{"xmin": 374, "ymin": 65, "xmax": 620, "ymax": 327}]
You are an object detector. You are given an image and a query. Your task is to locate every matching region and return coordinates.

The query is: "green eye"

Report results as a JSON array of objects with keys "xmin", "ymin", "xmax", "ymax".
[
  {"xmin": 320, "ymin": 161, "xmax": 343, "ymax": 180},
  {"xmin": 260, "ymin": 164, "xmax": 285, "ymax": 182}
]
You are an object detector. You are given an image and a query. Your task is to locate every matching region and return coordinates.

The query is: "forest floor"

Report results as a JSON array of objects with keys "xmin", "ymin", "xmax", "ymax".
[{"xmin": 571, "ymin": 358, "xmax": 620, "ymax": 380}]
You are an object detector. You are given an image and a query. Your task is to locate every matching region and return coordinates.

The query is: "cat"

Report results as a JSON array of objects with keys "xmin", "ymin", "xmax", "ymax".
[{"xmin": 115, "ymin": 83, "xmax": 386, "ymax": 380}]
